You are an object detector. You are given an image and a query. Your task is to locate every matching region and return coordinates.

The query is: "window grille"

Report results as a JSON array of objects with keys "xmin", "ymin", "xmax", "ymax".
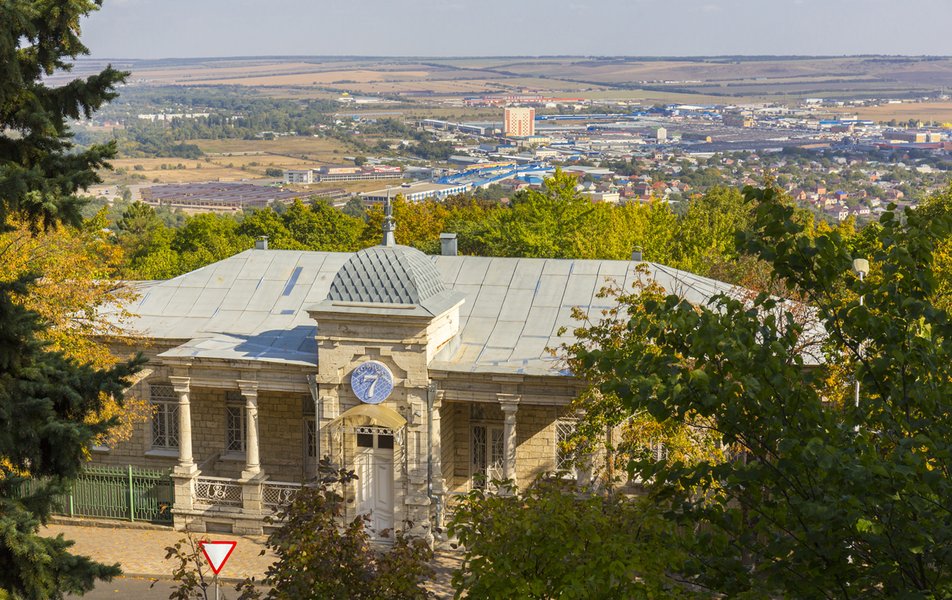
[
  {"xmin": 555, "ymin": 420, "xmax": 577, "ymax": 474},
  {"xmin": 555, "ymin": 419, "xmax": 576, "ymax": 477},
  {"xmin": 305, "ymin": 418, "xmax": 317, "ymax": 459},
  {"xmin": 150, "ymin": 384, "xmax": 179, "ymax": 449},
  {"xmin": 472, "ymin": 425, "xmax": 486, "ymax": 479},
  {"xmin": 472, "ymin": 424, "xmax": 504, "ymax": 490},
  {"xmin": 224, "ymin": 391, "xmax": 245, "ymax": 453},
  {"xmin": 649, "ymin": 440, "xmax": 669, "ymax": 462},
  {"xmin": 225, "ymin": 406, "xmax": 245, "ymax": 453}
]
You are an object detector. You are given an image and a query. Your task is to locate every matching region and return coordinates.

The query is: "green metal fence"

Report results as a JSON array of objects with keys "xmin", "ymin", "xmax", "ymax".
[{"xmin": 19, "ymin": 465, "xmax": 174, "ymax": 524}]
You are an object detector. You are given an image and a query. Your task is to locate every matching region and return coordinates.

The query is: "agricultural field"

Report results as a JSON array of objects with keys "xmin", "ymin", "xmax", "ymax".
[
  {"xmin": 67, "ymin": 55, "xmax": 952, "ymax": 106},
  {"xmin": 474, "ymin": 56, "xmax": 952, "ymax": 87},
  {"xmin": 102, "ymin": 137, "xmax": 359, "ymax": 186},
  {"xmin": 193, "ymin": 137, "xmax": 354, "ymax": 163},
  {"xmin": 832, "ymin": 102, "xmax": 952, "ymax": 124},
  {"xmin": 580, "ymin": 89, "xmax": 754, "ymax": 105},
  {"xmin": 101, "ymin": 158, "xmax": 253, "ymax": 185},
  {"xmin": 322, "ymin": 79, "xmax": 523, "ymax": 95},
  {"xmin": 185, "ymin": 69, "xmax": 433, "ymax": 87}
]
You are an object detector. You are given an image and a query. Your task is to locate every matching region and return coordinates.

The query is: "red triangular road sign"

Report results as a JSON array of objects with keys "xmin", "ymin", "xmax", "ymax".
[{"xmin": 199, "ymin": 540, "xmax": 237, "ymax": 575}]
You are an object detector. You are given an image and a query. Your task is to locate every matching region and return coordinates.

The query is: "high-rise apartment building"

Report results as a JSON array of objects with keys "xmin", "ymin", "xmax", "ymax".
[{"xmin": 504, "ymin": 107, "xmax": 535, "ymax": 137}]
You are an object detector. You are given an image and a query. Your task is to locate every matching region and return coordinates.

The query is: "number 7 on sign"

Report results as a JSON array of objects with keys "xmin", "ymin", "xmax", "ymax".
[{"xmin": 362, "ymin": 373, "xmax": 379, "ymax": 396}]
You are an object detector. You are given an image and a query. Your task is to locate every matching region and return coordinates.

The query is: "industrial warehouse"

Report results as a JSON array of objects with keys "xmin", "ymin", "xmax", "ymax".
[{"xmin": 141, "ymin": 182, "xmax": 302, "ymax": 212}]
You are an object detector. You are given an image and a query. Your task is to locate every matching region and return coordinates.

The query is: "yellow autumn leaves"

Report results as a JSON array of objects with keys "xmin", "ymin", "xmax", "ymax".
[{"xmin": 0, "ymin": 210, "xmax": 150, "ymax": 448}]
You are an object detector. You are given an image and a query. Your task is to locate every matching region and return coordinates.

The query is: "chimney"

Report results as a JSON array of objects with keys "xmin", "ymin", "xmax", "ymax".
[
  {"xmin": 631, "ymin": 245, "xmax": 643, "ymax": 261},
  {"xmin": 255, "ymin": 236, "xmax": 269, "ymax": 250},
  {"xmin": 440, "ymin": 232, "xmax": 458, "ymax": 256}
]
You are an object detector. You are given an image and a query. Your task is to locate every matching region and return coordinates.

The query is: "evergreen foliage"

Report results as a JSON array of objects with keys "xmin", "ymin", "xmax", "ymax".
[
  {"xmin": 0, "ymin": 1, "xmax": 142, "ymax": 596},
  {"xmin": 0, "ymin": 0, "xmax": 126, "ymax": 232},
  {"xmin": 0, "ymin": 277, "xmax": 139, "ymax": 597}
]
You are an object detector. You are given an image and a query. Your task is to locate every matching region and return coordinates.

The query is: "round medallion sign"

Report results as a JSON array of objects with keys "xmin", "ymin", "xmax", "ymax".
[{"xmin": 351, "ymin": 361, "xmax": 394, "ymax": 405}]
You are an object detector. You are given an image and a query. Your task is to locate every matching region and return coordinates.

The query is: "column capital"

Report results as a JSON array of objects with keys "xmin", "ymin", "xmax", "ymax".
[
  {"xmin": 497, "ymin": 393, "xmax": 520, "ymax": 413},
  {"xmin": 168, "ymin": 376, "xmax": 190, "ymax": 395},
  {"xmin": 237, "ymin": 380, "xmax": 259, "ymax": 399}
]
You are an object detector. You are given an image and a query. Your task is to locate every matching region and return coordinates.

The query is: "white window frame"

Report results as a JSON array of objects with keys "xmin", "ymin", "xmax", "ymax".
[{"xmin": 150, "ymin": 384, "xmax": 179, "ymax": 450}]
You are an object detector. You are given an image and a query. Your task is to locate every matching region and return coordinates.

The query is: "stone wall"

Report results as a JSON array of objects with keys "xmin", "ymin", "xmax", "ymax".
[
  {"xmin": 515, "ymin": 404, "xmax": 559, "ymax": 483},
  {"xmin": 189, "ymin": 388, "xmax": 232, "ymax": 477},
  {"xmin": 258, "ymin": 391, "xmax": 311, "ymax": 483},
  {"xmin": 439, "ymin": 401, "xmax": 456, "ymax": 492},
  {"xmin": 91, "ymin": 379, "xmax": 313, "ymax": 483},
  {"xmin": 449, "ymin": 402, "xmax": 472, "ymax": 494}
]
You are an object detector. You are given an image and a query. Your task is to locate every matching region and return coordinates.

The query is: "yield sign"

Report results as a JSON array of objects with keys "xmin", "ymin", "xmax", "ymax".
[{"xmin": 199, "ymin": 540, "xmax": 237, "ymax": 575}]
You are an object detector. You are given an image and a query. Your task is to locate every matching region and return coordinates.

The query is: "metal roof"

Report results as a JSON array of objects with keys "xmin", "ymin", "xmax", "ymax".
[
  {"xmin": 118, "ymin": 249, "xmax": 741, "ymax": 375},
  {"xmin": 327, "ymin": 245, "xmax": 447, "ymax": 305}
]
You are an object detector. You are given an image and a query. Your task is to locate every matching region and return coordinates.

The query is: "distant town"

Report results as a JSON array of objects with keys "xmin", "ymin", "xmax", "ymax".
[{"xmin": 73, "ymin": 56, "xmax": 952, "ymax": 225}]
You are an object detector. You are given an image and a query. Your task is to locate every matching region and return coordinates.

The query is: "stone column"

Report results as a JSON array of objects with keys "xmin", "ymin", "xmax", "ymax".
[
  {"xmin": 403, "ymin": 391, "xmax": 431, "ymax": 541},
  {"xmin": 430, "ymin": 388, "xmax": 446, "ymax": 532},
  {"xmin": 238, "ymin": 380, "xmax": 260, "ymax": 479},
  {"xmin": 169, "ymin": 375, "xmax": 196, "ymax": 531},
  {"xmin": 498, "ymin": 394, "xmax": 520, "ymax": 487},
  {"xmin": 169, "ymin": 376, "xmax": 195, "ymax": 471}
]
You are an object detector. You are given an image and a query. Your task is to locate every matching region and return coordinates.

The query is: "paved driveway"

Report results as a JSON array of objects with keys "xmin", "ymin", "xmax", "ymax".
[{"xmin": 43, "ymin": 520, "xmax": 459, "ymax": 598}]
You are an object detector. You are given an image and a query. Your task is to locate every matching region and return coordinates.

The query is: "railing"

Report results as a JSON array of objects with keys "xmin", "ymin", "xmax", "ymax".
[
  {"xmin": 16, "ymin": 465, "xmax": 174, "ymax": 524},
  {"xmin": 194, "ymin": 476, "xmax": 243, "ymax": 508},
  {"xmin": 263, "ymin": 481, "xmax": 302, "ymax": 510}
]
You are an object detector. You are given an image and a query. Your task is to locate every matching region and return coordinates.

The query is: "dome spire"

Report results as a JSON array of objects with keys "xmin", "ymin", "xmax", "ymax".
[{"xmin": 382, "ymin": 187, "xmax": 396, "ymax": 247}]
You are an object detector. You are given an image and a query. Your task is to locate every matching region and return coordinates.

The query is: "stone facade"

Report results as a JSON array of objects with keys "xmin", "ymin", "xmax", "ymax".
[
  {"xmin": 93, "ymin": 342, "xmax": 583, "ymax": 539},
  {"xmin": 90, "ymin": 242, "xmax": 595, "ymax": 539}
]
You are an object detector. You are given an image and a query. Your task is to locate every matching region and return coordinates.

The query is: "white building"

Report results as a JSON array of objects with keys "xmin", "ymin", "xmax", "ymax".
[
  {"xmin": 284, "ymin": 170, "xmax": 313, "ymax": 184},
  {"xmin": 361, "ymin": 182, "xmax": 470, "ymax": 203}
]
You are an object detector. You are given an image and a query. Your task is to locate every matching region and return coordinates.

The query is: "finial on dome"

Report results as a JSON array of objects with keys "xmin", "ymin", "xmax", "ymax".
[{"xmin": 382, "ymin": 187, "xmax": 396, "ymax": 247}]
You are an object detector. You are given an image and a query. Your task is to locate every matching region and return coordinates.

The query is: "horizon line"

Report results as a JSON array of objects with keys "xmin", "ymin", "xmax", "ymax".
[{"xmin": 78, "ymin": 53, "xmax": 952, "ymax": 63}]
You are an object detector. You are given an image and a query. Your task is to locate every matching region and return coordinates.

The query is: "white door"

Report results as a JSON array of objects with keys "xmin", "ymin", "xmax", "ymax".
[{"xmin": 355, "ymin": 429, "xmax": 394, "ymax": 534}]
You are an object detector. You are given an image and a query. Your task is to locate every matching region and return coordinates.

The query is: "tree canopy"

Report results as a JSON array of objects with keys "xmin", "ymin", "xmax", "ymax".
[
  {"xmin": 565, "ymin": 186, "xmax": 952, "ymax": 597},
  {"xmin": 0, "ymin": 1, "xmax": 142, "ymax": 596}
]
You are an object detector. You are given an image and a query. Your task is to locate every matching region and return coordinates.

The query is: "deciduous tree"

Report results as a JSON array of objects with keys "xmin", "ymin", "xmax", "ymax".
[
  {"xmin": 0, "ymin": 211, "xmax": 150, "ymax": 447},
  {"xmin": 262, "ymin": 466, "xmax": 432, "ymax": 600},
  {"xmin": 572, "ymin": 186, "xmax": 952, "ymax": 597},
  {"xmin": 449, "ymin": 479, "xmax": 701, "ymax": 599}
]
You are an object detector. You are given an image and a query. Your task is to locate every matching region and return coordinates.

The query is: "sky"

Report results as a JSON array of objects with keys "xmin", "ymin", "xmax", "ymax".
[{"xmin": 82, "ymin": 0, "xmax": 952, "ymax": 59}]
